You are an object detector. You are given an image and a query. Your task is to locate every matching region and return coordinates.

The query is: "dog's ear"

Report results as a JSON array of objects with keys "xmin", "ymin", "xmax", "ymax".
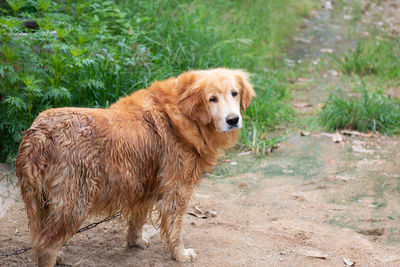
[
  {"xmin": 177, "ymin": 72, "xmax": 211, "ymax": 125},
  {"xmin": 235, "ymin": 70, "xmax": 256, "ymax": 112}
]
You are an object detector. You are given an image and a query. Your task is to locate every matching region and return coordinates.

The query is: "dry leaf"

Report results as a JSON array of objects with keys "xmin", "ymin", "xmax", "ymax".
[
  {"xmin": 292, "ymin": 192, "xmax": 306, "ymax": 201},
  {"xmin": 297, "ymin": 77, "xmax": 310, "ymax": 83},
  {"xmin": 340, "ymin": 130, "xmax": 374, "ymax": 138},
  {"xmin": 335, "ymin": 175, "xmax": 353, "ymax": 182},
  {"xmin": 343, "ymin": 258, "xmax": 355, "ymax": 266},
  {"xmin": 300, "ymin": 131, "xmax": 311, "ymax": 136},
  {"xmin": 187, "ymin": 212, "xmax": 208, "ymax": 219},
  {"xmin": 332, "ymin": 133, "xmax": 343, "ymax": 143},
  {"xmin": 320, "ymin": 48, "xmax": 334, "ymax": 53},
  {"xmin": 188, "ymin": 206, "xmax": 217, "ymax": 219},
  {"xmin": 297, "ymin": 248, "xmax": 328, "ymax": 259},
  {"xmin": 357, "ymin": 227, "xmax": 385, "ymax": 236},
  {"xmin": 293, "ymin": 102, "xmax": 313, "ymax": 109},
  {"xmin": 320, "ymin": 132, "xmax": 343, "ymax": 143}
]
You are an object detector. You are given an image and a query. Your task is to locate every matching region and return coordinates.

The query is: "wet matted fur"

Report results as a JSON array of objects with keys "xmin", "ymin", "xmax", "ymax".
[{"xmin": 15, "ymin": 68, "xmax": 255, "ymax": 266}]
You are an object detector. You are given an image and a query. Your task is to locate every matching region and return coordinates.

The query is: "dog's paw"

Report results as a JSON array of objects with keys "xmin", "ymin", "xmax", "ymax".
[
  {"xmin": 174, "ymin": 248, "xmax": 197, "ymax": 263},
  {"xmin": 128, "ymin": 237, "xmax": 149, "ymax": 249}
]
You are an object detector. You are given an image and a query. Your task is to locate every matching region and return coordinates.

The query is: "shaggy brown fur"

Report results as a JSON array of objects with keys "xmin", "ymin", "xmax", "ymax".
[{"xmin": 15, "ymin": 68, "xmax": 255, "ymax": 267}]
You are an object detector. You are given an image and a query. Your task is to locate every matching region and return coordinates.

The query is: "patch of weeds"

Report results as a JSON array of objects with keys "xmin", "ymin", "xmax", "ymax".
[
  {"xmin": 211, "ymin": 154, "xmax": 265, "ymax": 178},
  {"xmin": 294, "ymin": 114, "xmax": 320, "ymax": 132},
  {"xmin": 261, "ymin": 159, "xmax": 323, "ymax": 180},
  {"xmin": 332, "ymin": 37, "xmax": 400, "ymax": 79},
  {"xmin": 289, "ymin": 160, "xmax": 323, "ymax": 179},
  {"xmin": 239, "ymin": 72, "xmax": 293, "ymax": 154},
  {"xmin": 372, "ymin": 201, "xmax": 387, "ymax": 210},
  {"xmin": 262, "ymin": 164, "xmax": 294, "ymax": 177},
  {"xmin": 372, "ymin": 175, "xmax": 390, "ymax": 198},
  {"xmin": 319, "ymin": 86, "xmax": 400, "ymax": 134},
  {"xmin": 327, "ymin": 213, "xmax": 359, "ymax": 231}
]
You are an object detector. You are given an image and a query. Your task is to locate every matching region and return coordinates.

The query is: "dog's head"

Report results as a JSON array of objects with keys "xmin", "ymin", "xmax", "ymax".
[{"xmin": 177, "ymin": 68, "xmax": 255, "ymax": 132}]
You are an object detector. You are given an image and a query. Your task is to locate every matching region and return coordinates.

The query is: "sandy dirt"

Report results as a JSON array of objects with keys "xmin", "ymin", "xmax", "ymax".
[{"xmin": 1, "ymin": 1, "xmax": 400, "ymax": 266}]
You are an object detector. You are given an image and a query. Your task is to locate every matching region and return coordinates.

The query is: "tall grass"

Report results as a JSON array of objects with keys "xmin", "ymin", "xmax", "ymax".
[
  {"xmin": 0, "ymin": 0, "xmax": 315, "ymax": 162},
  {"xmin": 320, "ymin": 87, "xmax": 400, "ymax": 134}
]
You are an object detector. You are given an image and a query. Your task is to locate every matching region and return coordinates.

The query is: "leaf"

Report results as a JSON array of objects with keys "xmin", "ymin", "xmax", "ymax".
[
  {"xmin": 78, "ymin": 79, "xmax": 105, "ymax": 90},
  {"xmin": 343, "ymin": 258, "xmax": 355, "ymax": 266},
  {"xmin": 4, "ymin": 96, "xmax": 27, "ymax": 112},
  {"xmin": 187, "ymin": 206, "xmax": 217, "ymax": 219},
  {"xmin": 43, "ymin": 87, "xmax": 71, "ymax": 101},
  {"xmin": 297, "ymin": 248, "xmax": 328, "ymax": 259}
]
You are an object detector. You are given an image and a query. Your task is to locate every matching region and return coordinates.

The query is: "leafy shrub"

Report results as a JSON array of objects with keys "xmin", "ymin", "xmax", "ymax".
[
  {"xmin": 1, "ymin": 1, "xmax": 152, "ymax": 162},
  {"xmin": 319, "ymin": 87, "xmax": 400, "ymax": 134}
]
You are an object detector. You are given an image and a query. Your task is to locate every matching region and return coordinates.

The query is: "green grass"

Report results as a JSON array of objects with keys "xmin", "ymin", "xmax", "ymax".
[
  {"xmin": 333, "ymin": 37, "xmax": 400, "ymax": 80},
  {"xmin": 320, "ymin": 0, "xmax": 400, "ymax": 135},
  {"xmin": 0, "ymin": 0, "xmax": 316, "ymax": 162},
  {"xmin": 319, "ymin": 86, "xmax": 400, "ymax": 134}
]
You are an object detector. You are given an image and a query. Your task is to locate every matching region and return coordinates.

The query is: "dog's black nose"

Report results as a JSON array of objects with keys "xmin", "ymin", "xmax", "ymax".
[{"xmin": 226, "ymin": 114, "xmax": 239, "ymax": 126}]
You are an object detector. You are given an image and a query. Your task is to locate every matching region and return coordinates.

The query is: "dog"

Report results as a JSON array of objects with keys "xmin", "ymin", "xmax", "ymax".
[{"xmin": 15, "ymin": 68, "xmax": 255, "ymax": 266}]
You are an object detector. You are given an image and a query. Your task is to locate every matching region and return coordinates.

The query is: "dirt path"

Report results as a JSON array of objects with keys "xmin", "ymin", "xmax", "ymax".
[
  {"xmin": 2, "ymin": 134, "xmax": 400, "ymax": 266},
  {"xmin": 1, "ymin": 1, "xmax": 400, "ymax": 266}
]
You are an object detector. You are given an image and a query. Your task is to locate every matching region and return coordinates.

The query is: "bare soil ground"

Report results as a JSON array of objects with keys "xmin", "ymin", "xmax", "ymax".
[
  {"xmin": 1, "ymin": 1, "xmax": 400, "ymax": 266},
  {"xmin": 2, "ymin": 134, "xmax": 400, "ymax": 266}
]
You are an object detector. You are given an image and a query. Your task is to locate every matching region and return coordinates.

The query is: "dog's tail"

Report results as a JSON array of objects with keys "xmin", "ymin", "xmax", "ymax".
[{"xmin": 15, "ymin": 127, "xmax": 52, "ymax": 239}]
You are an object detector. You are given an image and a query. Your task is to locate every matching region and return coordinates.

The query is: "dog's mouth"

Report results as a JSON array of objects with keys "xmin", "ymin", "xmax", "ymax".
[{"xmin": 223, "ymin": 124, "xmax": 241, "ymax": 132}]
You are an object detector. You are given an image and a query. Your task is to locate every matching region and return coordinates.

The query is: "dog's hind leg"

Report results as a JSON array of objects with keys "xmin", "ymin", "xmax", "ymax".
[
  {"xmin": 29, "ymin": 209, "xmax": 66, "ymax": 267},
  {"xmin": 35, "ymin": 202, "xmax": 87, "ymax": 267},
  {"xmin": 34, "ymin": 171, "xmax": 90, "ymax": 267},
  {"xmin": 127, "ymin": 205, "xmax": 151, "ymax": 249}
]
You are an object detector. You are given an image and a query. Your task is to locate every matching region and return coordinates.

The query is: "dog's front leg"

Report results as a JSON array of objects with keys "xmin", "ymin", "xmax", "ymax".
[{"xmin": 159, "ymin": 193, "xmax": 197, "ymax": 262}]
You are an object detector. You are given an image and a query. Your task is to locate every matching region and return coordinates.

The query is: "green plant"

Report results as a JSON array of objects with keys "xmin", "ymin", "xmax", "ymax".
[
  {"xmin": 240, "ymin": 73, "xmax": 293, "ymax": 153},
  {"xmin": 333, "ymin": 37, "xmax": 400, "ymax": 79},
  {"xmin": 319, "ymin": 86, "xmax": 400, "ymax": 134}
]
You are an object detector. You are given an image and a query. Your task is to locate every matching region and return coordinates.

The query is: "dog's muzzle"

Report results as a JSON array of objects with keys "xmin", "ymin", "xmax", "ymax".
[{"xmin": 224, "ymin": 114, "xmax": 241, "ymax": 131}]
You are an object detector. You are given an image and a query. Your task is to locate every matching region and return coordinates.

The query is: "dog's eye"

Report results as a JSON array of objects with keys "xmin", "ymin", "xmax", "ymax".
[
  {"xmin": 209, "ymin": 96, "xmax": 218, "ymax": 103},
  {"xmin": 232, "ymin": 91, "xmax": 238, "ymax": 97}
]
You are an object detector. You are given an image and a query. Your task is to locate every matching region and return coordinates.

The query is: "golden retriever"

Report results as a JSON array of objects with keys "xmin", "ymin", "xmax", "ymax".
[{"xmin": 15, "ymin": 68, "xmax": 255, "ymax": 266}]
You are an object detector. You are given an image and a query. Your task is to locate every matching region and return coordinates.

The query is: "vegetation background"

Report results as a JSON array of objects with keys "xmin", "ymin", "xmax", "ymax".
[
  {"xmin": 0, "ymin": 0, "xmax": 316, "ymax": 163},
  {"xmin": 1, "ymin": 0, "xmax": 399, "ymax": 164}
]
